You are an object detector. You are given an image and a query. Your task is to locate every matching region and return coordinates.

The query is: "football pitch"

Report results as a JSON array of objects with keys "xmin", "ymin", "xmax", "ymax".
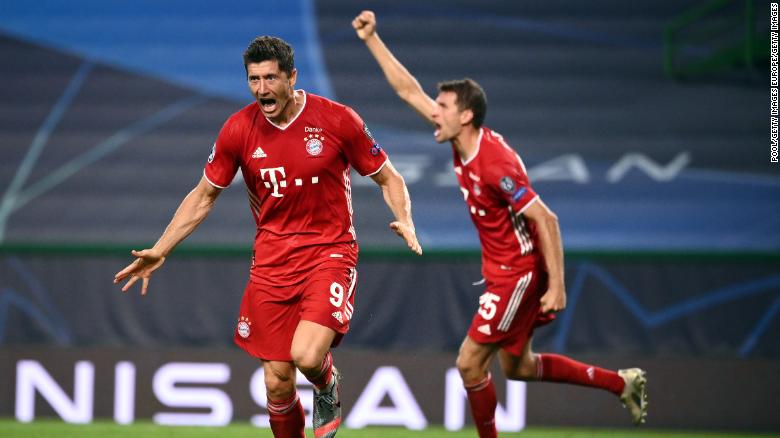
[{"xmin": 0, "ymin": 421, "xmax": 775, "ymax": 438}]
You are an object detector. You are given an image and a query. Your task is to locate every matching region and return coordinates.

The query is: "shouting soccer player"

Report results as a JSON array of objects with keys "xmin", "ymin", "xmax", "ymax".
[
  {"xmin": 114, "ymin": 35, "xmax": 422, "ymax": 438},
  {"xmin": 353, "ymin": 10, "xmax": 647, "ymax": 435}
]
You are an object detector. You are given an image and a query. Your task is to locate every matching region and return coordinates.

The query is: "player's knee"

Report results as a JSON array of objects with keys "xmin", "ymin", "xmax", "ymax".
[
  {"xmin": 264, "ymin": 371, "xmax": 295, "ymax": 400},
  {"xmin": 505, "ymin": 363, "xmax": 536, "ymax": 381},
  {"xmin": 503, "ymin": 355, "xmax": 537, "ymax": 381},
  {"xmin": 290, "ymin": 348, "xmax": 323, "ymax": 374},
  {"xmin": 456, "ymin": 353, "xmax": 482, "ymax": 383}
]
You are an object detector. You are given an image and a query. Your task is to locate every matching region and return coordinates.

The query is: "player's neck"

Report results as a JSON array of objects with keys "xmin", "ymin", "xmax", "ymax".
[
  {"xmin": 452, "ymin": 126, "xmax": 481, "ymax": 163},
  {"xmin": 271, "ymin": 90, "xmax": 305, "ymax": 128}
]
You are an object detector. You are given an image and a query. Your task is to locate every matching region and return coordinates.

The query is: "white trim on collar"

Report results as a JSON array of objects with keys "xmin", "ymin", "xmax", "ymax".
[
  {"xmin": 461, "ymin": 127, "xmax": 483, "ymax": 166},
  {"xmin": 264, "ymin": 90, "xmax": 307, "ymax": 130}
]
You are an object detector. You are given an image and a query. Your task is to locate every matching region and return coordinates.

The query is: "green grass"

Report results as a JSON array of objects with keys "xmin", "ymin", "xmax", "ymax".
[{"xmin": 0, "ymin": 421, "xmax": 775, "ymax": 438}]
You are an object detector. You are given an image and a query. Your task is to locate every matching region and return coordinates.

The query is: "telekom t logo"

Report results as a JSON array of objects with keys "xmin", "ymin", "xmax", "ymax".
[{"xmin": 260, "ymin": 167, "xmax": 286, "ymax": 197}]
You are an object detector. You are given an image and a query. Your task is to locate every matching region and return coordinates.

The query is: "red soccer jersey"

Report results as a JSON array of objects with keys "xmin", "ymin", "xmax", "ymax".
[
  {"xmin": 204, "ymin": 91, "xmax": 388, "ymax": 286},
  {"xmin": 453, "ymin": 127, "xmax": 541, "ymax": 280}
]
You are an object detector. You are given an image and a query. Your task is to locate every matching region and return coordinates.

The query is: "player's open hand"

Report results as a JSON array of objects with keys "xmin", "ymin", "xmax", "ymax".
[
  {"xmin": 113, "ymin": 249, "xmax": 166, "ymax": 296},
  {"xmin": 540, "ymin": 287, "xmax": 566, "ymax": 313},
  {"xmin": 352, "ymin": 10, "xmax": 377, "ymax": 41},
  {"xmin": 389, "ymin": 221, "xmax": 423, "ymax": 255}
]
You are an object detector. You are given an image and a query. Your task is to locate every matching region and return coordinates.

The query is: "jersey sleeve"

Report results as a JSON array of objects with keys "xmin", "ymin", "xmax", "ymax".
[
  {"xmin": 487, "ymin": 157, "xmax": 539, "ymax": 213},
  {"xmin": 340, "ymin": 106, "xmax": 388, "ymax": 176},
  {"xmin": 204, "ymin": 117, "xmax": 240, "ymax": 188}
]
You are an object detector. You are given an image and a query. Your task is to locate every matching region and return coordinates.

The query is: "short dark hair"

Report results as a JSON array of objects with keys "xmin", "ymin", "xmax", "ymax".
[
  {"xmin": 437, "ymin": 78, "xmax": 488, "ymax": 128},
  {"xmin": 243, "ymin": 36, "xmax": 295, "ymax": 76}
]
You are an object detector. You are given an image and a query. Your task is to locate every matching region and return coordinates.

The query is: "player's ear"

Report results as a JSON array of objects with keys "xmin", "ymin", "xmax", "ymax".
[
  {"xmin": 460, "ymin": 108, "xmax": 474, "ymax": 126},
  {"xmin": 288, "ymin": 68, "xmax": 298, "ymax": 87}
]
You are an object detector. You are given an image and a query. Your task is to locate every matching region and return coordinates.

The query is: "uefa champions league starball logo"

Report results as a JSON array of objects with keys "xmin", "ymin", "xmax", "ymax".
[
  {"xmin": 500, "ymin": 176, "xmax": 516, "ymax": 193},
  {"xmin": 305, "ymin": 134, "xmax": 324, "ymax": 156}
]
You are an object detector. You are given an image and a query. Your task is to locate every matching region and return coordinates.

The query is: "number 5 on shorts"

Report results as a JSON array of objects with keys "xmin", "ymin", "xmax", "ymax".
[{"xmin": 479, "ymin": 292, "xmax": 500, "ymax": 320}]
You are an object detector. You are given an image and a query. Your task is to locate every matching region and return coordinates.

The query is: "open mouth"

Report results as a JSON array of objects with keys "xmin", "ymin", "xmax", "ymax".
[
  {"xmin": 434, "ymin": 122, "xmax": 441, "ymax": 138},
  {"xmin": 259, "ymin": 98, "xmax": 277, "ymax": 113}
]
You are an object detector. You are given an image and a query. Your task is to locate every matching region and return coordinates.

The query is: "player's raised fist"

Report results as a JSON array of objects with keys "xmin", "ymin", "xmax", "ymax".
[
  {"xmin": 352, "ymin": 10, "xmax": 377, "ymax": 40},
  {"xmin": 540, "ymin": 287, "xmax": 566, "ymax": 313}
]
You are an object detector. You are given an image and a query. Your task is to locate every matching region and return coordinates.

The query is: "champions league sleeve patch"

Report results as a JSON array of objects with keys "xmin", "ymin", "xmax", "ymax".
[
  {"xmin": 363, "ymin": 122, "xmax": 382, "ymax": 156},
  {"xmin": 499, "ymin": 176, "xmax": 516, "ymax": 193},
  {"xmin": 511, "ymin": 186, "xmax": 527, "ymax": 202}
]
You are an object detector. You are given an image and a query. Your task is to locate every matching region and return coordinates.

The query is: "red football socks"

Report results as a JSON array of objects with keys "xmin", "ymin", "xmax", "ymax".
[
  {"xmin": 267, "ymin": 392, "xmax": 305, "ymax": 438},
  {"xmin": 465, "ymin": 373, "xmax": 498, "ymax": 438},
  {"xmin": 536, "ymin": 353, "xmax": 624, "ymax": 395},
  {"xmin": 308, "ymin": 350, "xmax": 334, "ymax": 391}
]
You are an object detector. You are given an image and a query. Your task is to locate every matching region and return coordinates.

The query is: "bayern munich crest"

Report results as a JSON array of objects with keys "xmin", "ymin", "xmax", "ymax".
[
  {"xmin": 305, "ymin": 134, "xmax": 324, "ymax": 156},
  {"xmin": 237, "ymin": 316, "xmax": 251, "ymax": 338}
]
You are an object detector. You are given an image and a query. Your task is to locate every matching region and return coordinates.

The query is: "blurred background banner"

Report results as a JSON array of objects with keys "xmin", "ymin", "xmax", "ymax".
[
  {"xmin": 0, "ymin": 0, "xmax": 777, "ymax": 431},
  {"xmin": 0, "ymin": 0, "xmax": 335, "ymax": 100},
  {"xmin": 0, "ymin": 0, "xmax": 774, "ymax": 250}
]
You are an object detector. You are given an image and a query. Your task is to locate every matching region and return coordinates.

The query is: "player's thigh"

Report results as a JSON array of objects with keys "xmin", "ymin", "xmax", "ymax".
[
  {"xmin": 290, "ymin": 320, "xmax": 336, "ymax": 370},
  {"xmin": 234, "ymin": 280, "xmax": 302, "ymax": 362},
  {"xmin": 478, "ymin": 269, "xmax": 551, "ymax": 358},
  {"xmin": 299, "ymin": 266, "xmax": 357, "ymax": 337},
  {"xmin": 465, "ymin": 273, "xmax": 532, "ymax": 346}
]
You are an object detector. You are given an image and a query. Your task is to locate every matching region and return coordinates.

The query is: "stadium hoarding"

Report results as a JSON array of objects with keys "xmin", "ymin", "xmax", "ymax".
[
  {"xmin": 1, "ymin": 347, "xmax": 526, "ymax": 431},
  {"xmin": 2, "ymin": 347, "xmax": 780, "ymax": 432}
]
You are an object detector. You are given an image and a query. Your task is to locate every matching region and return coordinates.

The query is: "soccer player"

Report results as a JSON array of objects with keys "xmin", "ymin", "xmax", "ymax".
[
  {"xmin": 353, "ymin": 11, "xmax": 647, "ymax": 435},
  {"xmin": 114, "ymin": 35, "xmax": 422, "ymax": 438}
]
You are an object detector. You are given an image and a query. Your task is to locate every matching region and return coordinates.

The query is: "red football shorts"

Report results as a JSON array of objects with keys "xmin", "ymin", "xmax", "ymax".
[
  {"xmin": 467, "ymin": 267, "xmax": 555, "ymax": 356},
  {"xmin": 234, "ymin": 266, "xmax": 357, "ymax": 361}
]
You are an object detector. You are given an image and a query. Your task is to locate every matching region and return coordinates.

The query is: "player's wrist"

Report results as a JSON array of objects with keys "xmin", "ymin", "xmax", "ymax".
[
  {"xmin": 399, "ymin": 220, "xmax": 415, "ymax": 232},
  {"xmin": 148, "ymin": 246, "xmax": 168, "ymax": 259},
  {"xmin": 364, "ymin": 32, "xmax": 380, "ymax": 45}
]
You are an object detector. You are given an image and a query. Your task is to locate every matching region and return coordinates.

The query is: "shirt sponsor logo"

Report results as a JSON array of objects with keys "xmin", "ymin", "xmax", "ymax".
[
  {"xmin": 500, "ymin": 176, "xmax": 516, "ymax": 193},
  {"xmin": 511, "ymin": 187, "xmax": 526, "ymax": 202},
  {"xmin": 305, "ymin": 134, "xmax": 324, "ymax": 156},
  {"xmin": 260, "ymin": 167, "xmax": 287, "ymax": 198}
]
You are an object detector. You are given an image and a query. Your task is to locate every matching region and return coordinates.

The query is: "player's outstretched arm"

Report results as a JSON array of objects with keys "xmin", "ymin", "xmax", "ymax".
[
  {"xmin": 370, "ymin": 160, "xmax": 423, "ymax": 255},
  {"xmin": 522, "ymin": 199, "xmax": 566, "ymax": 313},
  {"xmin": 353, "ymin": 10, "xmax": 436, "ymax": 125},
  {"xmin": 113, "ymin": 176, "xmax": 223, "ymax": 295}
]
